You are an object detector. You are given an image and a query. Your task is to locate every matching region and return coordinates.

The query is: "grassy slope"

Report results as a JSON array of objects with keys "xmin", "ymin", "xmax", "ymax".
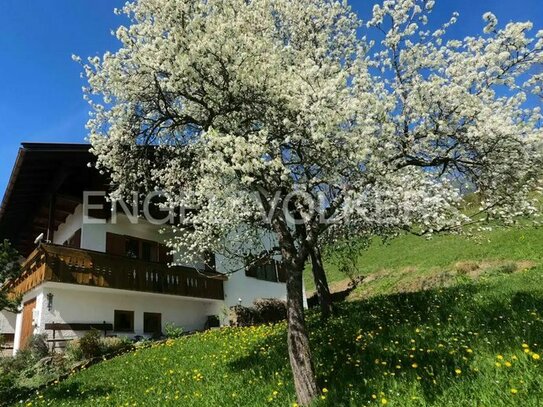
[
  {"xmin": 19, "ymin": 226, "xmax": 543, "ymax": 407},
  {"xmin": 305, "ymin": 226, "xmax": 543, "ymax": 293}
]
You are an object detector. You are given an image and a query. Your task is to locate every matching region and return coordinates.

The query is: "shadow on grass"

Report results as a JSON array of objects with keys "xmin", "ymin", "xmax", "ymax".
[
  {"xmin": 228, "ymin": 274, "xmax": 543, "ymax": 406},
  {"xmin": 31, "ymin": 381, "xmax": 114, "ymax": 403}
]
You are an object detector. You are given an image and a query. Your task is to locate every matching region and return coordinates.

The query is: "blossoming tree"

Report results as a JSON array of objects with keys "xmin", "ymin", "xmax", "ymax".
[{"xmin": 81, "ymin": 0, "xmax": 542, "ymax": 403}]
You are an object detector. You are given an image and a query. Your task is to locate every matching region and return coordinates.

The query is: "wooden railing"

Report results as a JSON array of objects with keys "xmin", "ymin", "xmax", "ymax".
[{"xmin": 8, "ymin": 244, "xmax": 225, "ymax": 300}]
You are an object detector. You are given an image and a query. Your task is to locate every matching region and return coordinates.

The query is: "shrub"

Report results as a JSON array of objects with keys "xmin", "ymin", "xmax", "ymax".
[
  {"xmin": 64, "ymin": 339, "xmax": 84, "ymax": 362},
  {"xmin": 26, "ymin": 334, "xmax": 49, "ymax": 360},
  {"xmin": 79, "ymin": 330, "xmax": 102, "ymax": 359},
  {"xmin": 164, "ymin": 323, "xmax": 184, "ymax": 339},
  {"xmin": 100, "ymin": 337, "xmax": 132, "ymax": 355},
  {"xmin": 0, "ymin": 370, "xmax": 18, "ymax": 402},
  {"xmin": 230, "ymin": 299, "xmax": 287, "ymax": 327},
  {"xmin": 253, "ymin": 299, "xmax": 287, "ymax": 324},
  {"xmin": 229, "ymin": 305, "xmax": 261, "ymax": 327}
]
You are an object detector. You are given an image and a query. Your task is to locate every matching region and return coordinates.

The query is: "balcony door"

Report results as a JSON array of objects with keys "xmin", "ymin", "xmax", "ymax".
[
  {"xmin": 19, "ymin": 298, "xmax": 36, "ymax": 349},
  {"xmin": 106, "ymin": 232, "xmax": 173, "ymax": 263}
]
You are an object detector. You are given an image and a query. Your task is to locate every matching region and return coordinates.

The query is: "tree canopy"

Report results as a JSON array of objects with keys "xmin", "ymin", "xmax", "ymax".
[{"xmin": 80, "ymin": 0, "xmax": 543, "ymax": 403}]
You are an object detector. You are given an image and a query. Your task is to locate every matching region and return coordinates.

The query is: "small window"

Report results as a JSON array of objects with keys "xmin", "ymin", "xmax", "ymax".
[
  {"xmin": 246, "ymin": 259, "xmax": 278, "ymax": 283},
  {"xmin": 143, "ymin": 312, "xmax": 162, "ymax": 335},
  {"xmin": 114, "ymin": 310, "xmax": 134, "ymax": 332}
]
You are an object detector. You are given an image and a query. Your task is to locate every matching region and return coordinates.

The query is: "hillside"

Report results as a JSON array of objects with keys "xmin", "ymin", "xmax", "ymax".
[
  {"xmin": 15, "ymin": 226, "xmax": 543, "ymax": 406},
  {"xmin": 305, "ymin": 226, "xmax": 543, "ymax": 297}
]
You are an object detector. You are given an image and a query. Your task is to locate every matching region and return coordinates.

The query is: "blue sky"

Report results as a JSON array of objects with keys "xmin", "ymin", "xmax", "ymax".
[{"xmin": 0, "ymin": 0, "xmax": 542, "ymax": 196}]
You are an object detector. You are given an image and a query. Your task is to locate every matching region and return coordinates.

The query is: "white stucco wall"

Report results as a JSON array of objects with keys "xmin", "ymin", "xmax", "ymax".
[
  {"xmin": 0, "ymin": 310, "xmax": 17, "ymax": 334},
  {"xmin": 53, "ymin": 205, "xmax": 84, "ymax": 246},
  {"xmin": 216, "ymin": 253, "xmax": 287, "ymax": 308},
  {"xmin": 38, "ymin": 283, "xmax": 222, "ymax": 338}
]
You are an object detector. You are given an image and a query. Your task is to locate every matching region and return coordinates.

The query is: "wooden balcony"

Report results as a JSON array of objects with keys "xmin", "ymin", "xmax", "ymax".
[{"xmin": 7, "ymin": 244, "xmax": 225, "ymax": 300}]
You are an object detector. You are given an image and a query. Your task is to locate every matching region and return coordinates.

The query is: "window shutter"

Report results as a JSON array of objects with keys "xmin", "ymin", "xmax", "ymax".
[
  {"xmin": 204, "ymin": 250, "xmax": 216, "ymax": 271},
  {"xmin": 106, "ymin": 233, "xmax": 126, "ymax": 256},
  {"xmin": 71, "ymin": 229, "xmax": 81, "ymax": 249},
  {"xmin": 277, "ymin": 261, "xmax": 287, "ymax": 283},
  {"xmin": 245, "ymin": 263, "xmax": 257, "ymax": 278},
  {"xmin": 158, "ymin": 244, "xmax": 174, "ymax": 264}
]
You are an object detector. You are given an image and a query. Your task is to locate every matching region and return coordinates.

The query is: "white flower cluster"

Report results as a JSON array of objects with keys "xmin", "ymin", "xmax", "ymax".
[{"xmin": 81, "ymin": 0, "xmax": 543, "ymax": 269}]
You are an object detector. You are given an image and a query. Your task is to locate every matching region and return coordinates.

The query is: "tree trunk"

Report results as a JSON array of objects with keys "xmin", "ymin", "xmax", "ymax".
[
  {"xmin": 285, "ymin": 254, "xmax": 320, "ymax": 406},
  {"xmin": 310, "ymin": 246, "xmax": 333, "ymax": 320}
]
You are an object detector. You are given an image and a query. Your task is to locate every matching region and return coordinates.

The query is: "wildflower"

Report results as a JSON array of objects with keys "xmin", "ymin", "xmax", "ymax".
[
  {"xmin": 322, "ymin": 388, "xmax": 328, "ymax": 394},
  {"xmin": 532, "ymin": 353, "xmax": 540, "ymax": 360},
  {"xmin": 381, "ymin": 398, "xmax": 388, "ymax": 405},
  {"xmin": 522, "ymin": 343, "xmax": 529, "ymax": 348},
  {"xmin": 511, "ymin": 389, "xmax": 518, "ymax": 395},
  {"xmin": 455, "ymin": 369, "xmax": 462, "ymax": 375},
  {"xmin": 497, "ymin": 355, "xmax": 503, "ymax": 360},
  {"xmin": 505, "ymin": 361, "xmax": 512, "ymax": 367},
  {"xmin": 412, "ymin": 363, "xmax": 418, "ymax": 368}
]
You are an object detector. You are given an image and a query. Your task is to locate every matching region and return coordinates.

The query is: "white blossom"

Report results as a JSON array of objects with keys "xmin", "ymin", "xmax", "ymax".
[{"xmin": 80, "ymin": 0, "xmax": 543, "ymax": 267}]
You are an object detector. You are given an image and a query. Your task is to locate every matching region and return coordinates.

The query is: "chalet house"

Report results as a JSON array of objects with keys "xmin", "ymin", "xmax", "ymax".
[{"xmin": 0, "ymin": 143, "xmax": 287, "ymax": 354}]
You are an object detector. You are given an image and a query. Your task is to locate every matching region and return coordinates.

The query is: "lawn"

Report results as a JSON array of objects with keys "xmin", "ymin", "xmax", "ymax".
[
  {"xmin": 17, "ymin": 254, "xmax": 543, "ymax": 405},
  {"xmin": 305, "ymin": 226, "xmax": 543, "ymax": 294}
]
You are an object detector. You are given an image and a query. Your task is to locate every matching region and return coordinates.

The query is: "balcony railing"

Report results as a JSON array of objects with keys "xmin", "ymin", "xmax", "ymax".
[{"xmin": 8, "ymin": 244, "xmax": 225, "ymax": 300}]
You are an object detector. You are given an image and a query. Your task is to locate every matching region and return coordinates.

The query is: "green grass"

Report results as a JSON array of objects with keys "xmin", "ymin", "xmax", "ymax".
[
  {"xmin": 15, "ymin": 225, "xmax": 543, "ymax": 406},
  {"xmin": 305, "ymin": 226, "xmax": 543, "ymax": 292}
]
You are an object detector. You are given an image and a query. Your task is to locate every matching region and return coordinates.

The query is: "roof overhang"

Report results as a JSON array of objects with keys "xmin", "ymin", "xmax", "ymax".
[{"xmin": 0, "ymin": 143, "xmax": 104, "ymax": 255}]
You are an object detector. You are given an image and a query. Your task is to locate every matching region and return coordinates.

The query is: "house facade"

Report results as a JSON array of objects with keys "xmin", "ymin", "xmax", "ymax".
[{"xmin": 0, "ymin": 143, "xmax": 287, "ymax": 354}]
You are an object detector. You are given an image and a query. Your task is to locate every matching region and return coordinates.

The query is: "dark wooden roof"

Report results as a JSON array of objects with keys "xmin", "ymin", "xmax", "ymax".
[{"xmin": 0, "ymin": 143, "xmax": 106, "ymax": 256}]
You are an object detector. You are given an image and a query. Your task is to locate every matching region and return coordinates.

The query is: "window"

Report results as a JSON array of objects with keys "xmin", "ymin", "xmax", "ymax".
[
  {"xmin": 125, "ymin": 238, "xmax": 140, "ymax": 259},
  {"xmin": 143, "ymin": 313, "xmax": 162, "ymax": 335},
  {"xmin": 114, "ymin": 310, "xmax": 134, "ymax": 332},
  {"xmin": 246, "ymin": 259, "xmax": 279, "ymax": 282},
  {"xmin": 106, "ymin": 233, "xmax": 167, "ymax": 263},
  {"xmin": 141, "ymin": 241, "xmax": 158, "ymax": 262}
]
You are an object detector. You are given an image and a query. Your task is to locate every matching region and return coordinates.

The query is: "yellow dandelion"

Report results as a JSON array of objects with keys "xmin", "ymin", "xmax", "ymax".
[
  {"xmin": 522, "ymin": 343, "xmax": 529, "ymax": 348},
  {"xmin": 497, "ymin": 355, "xmax": 504, "ymax": 360},
  {"xmin": 511, "ymin": 389, "xmax": 518, "ymax": 395},
  {"xmin": 505, "ymin": 361, "xmax": 512, "ymax": 367},
  {"xmin": 455, "ymin": 368, "xmax": 462, "ymax": 375},
  {"xmin": 532, "ymin": 353, "xmax": 540, "ymax": 360},
  {"xmin": 412, "ymin": 363, "xmax": 418, "ymax": 368},
  {"xmin": 322, "ymin": 388, "xmax": 328, "ymax": 393},
  {"xmin": 381, "ymin": 398, "xmax": 388, "ymax": 405}
]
